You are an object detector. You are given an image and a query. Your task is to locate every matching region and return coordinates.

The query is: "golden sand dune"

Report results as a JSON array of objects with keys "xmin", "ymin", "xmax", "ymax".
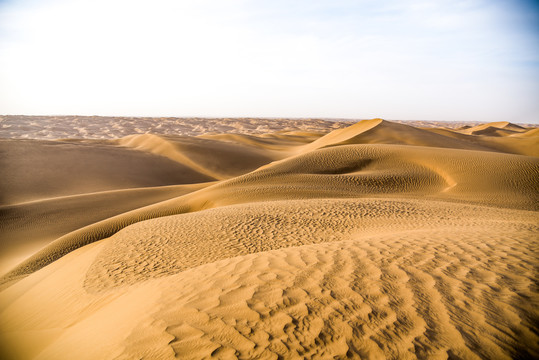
[
  {"xmin": 117, "ymin": 133, "xmax": 292, "ymax": 180},
  {"xmin": 512, "ymin": 127, "xmax": 539, "ymax": 138},
  {"xmin": 423, "ymin": 127, "xmax": 539, "ymax": 156},
  {"xmin": 0, "ymin": 139, "xmax": 214, "ymax": 205},
  {"xmin": 0, "ymin": 183, "xmax": 212, "ymax": 275},
  {"xmin": 301, "ymin": 119, "xmax": 538, "ymax": 156},
  {"xmin": 1, "ymin": 199, "xmax": 537, "ymax": 359},
  {"xmin": 458, "ymin": 121, "xmax": 527, "ymax": 135},
  {"xmin": 0, "ymin": 118, "xmax": 538, "ymax": 359},
  {"xmin": 299, "ymin": 119, "xmax": 493, "ymax": 153}
]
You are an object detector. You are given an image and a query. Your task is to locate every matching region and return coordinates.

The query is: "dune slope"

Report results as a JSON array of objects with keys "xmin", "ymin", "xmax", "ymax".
[
  {"xmin": 117, "ymin": 133, "xmax": 289, "ymax": 180},
  {"xmin": 299, "ymin": 119, "xmax": 495, "ymax": 153},
  {"xmin": 0, "ymin": 139, "xmax": 214, "ymax": 205},
  {"xmin": 0, "ymin": 183, "xmax": 212, "ymax": 275}
]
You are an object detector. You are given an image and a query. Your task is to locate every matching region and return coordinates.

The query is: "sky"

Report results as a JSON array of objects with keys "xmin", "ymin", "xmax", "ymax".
[{"xmin": 0, "ymin": 0, "xmax": 538, "ymax": 123}]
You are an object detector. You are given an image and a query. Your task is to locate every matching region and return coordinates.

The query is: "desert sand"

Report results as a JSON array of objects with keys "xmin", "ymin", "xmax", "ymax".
[{"xmin": 0, "ymin": 118, "xmax": 538, "ymax": 359}]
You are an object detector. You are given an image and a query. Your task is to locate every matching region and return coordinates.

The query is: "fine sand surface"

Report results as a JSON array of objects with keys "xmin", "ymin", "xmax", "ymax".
[{"xmin": 0, "ymin": 118, "xmax": 538, "ymax": 359}]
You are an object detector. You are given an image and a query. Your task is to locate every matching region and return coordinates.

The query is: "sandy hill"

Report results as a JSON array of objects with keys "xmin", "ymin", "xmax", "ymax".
[
  {"xmin": 0, "ymin": 119, "xmax": 538, "ymax": 359},
  {"xmin": 423, "ymin": 127, "xmax": 539, "ymax": 157},
  {"xmin": 512, "ymin": 127, "xmax": 539, "ymax": 138},
  {"xmin": 0, "ymin": 183, "xmax": 212, "ymax": 275},
  {"xmin": 297, "ymin": 118, "xmax": 537, "ymax": 155},
  {"xmin": 117, "ymin": 133, "xmax": 297, "ymax": 180},
  {"xmin": 0, "ymin": 139, "xmax": 214, "ymax": 205},
  {"xmin": 458, "ymin": 121, "xmax": 527, "ymax": 135}
]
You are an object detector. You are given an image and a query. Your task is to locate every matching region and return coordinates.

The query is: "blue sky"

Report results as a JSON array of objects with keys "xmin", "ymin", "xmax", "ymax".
[{"xmin": 0, "ymin": 0, "xmax": 538, "ymax": 123}]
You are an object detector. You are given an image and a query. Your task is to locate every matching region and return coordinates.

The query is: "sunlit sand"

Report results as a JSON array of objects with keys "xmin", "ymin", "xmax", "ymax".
[{"xmin": 0, "ymin": 118, "xmax": 537, "ymax": 359}]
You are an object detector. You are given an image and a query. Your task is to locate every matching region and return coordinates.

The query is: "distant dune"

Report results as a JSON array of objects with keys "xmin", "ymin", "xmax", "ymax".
[{"xmin": 0, "ymin": 118, "xmax": 537, "ymax": 359}]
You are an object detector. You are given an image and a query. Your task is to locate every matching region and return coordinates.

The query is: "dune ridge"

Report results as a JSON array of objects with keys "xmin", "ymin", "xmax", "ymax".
[
  {"xmin": 299, "ymin": 119, "xmax": 490, "ymax": 153},
  {"xmin": 117, "ymin": 133, "xmax": 292, "ymax": 180},
  {"xmin": 0, "ymin": 118, "xmax": 538, "ymax": 359},
  {"xmin": 301, "ymin": 118, "xmax": 538, "ymax": 156},
  {"xmin": 0, "ymin": 183, "xmax": 213, "ymax": 274},
  {"xmin": 0, "ymin": 139, "xmax": 215, "ymax": 205},
  {"xmin": 458, "ymin": 121, "xmax": 526, "ymax": 135}
]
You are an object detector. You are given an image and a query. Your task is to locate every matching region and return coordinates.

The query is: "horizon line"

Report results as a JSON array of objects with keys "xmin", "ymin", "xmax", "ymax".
[{"xmin": 1, "ymin": 114, "xmax": 537, "ymax": 125}]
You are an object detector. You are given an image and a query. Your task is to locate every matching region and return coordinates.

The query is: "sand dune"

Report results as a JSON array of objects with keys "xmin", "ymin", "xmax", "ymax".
[
  {"xmin": 1, "ymin": 199, "xmax": 537, "ymax": 359},
  {"xmin": 301, "ymin": 119, "xmax": 538, "ymax": 156},
  {"xmin": 513, "ymin": 127, "xmax": 539, "ymax": 138},
  {"xmin": 0, "ymin": 183, "xmax": 212, "ymax": 275},
  {"xmin": 0, "ymin": 118, "xmax": 538, "ymax": 359},
  {"xmin": 117, "ymin": 133, "xmax": 290, "ymax": 180},
  {"xmin": 0, "ymin": 139, "xmax": 214, "ymax": 205},
  {"xmin": 423, "ymin": 127, "xmax": 539, "ymax": 156},
  {"xmin": 299, "ymin": 119, "xmax": 493, "ymax": 153},
  {"xmin": 458, "ymin": 121, "xmax": 527, "ymax": 135}
]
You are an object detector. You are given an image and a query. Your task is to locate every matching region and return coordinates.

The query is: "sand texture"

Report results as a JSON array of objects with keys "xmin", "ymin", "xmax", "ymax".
[{"xmin": 0, "ymin": 118, "xmax": 537, "ymax": 359}]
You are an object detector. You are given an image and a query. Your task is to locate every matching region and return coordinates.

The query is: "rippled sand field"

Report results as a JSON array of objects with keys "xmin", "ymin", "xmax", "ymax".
[{"xmin": 0, "ymin": 118, "xmax": 537, "ymax": 359}]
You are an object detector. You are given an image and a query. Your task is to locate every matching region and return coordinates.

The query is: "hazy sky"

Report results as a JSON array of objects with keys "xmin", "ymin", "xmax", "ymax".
[{"xmin": 1, "ymin": 0, "xmax": 538, "ymax": 123}]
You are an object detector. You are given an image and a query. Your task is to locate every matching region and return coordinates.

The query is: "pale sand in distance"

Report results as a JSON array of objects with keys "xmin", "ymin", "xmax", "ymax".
[{"xmin": 0, "ymin": 118, "xmax": 538, "ymax": 359}]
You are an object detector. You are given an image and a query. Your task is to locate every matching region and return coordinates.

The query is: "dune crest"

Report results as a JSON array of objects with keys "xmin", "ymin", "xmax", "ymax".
[
  {"xmin": 458, "ymin": 121, "xmax": 527, "ymax": 135},
  {"xmin": 119, "ymin": 134, "xmax": 222, "ymax": 180},
  {"xmin": 118, "ymin": 133, "xmax": 292, "ymax": 180}
]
